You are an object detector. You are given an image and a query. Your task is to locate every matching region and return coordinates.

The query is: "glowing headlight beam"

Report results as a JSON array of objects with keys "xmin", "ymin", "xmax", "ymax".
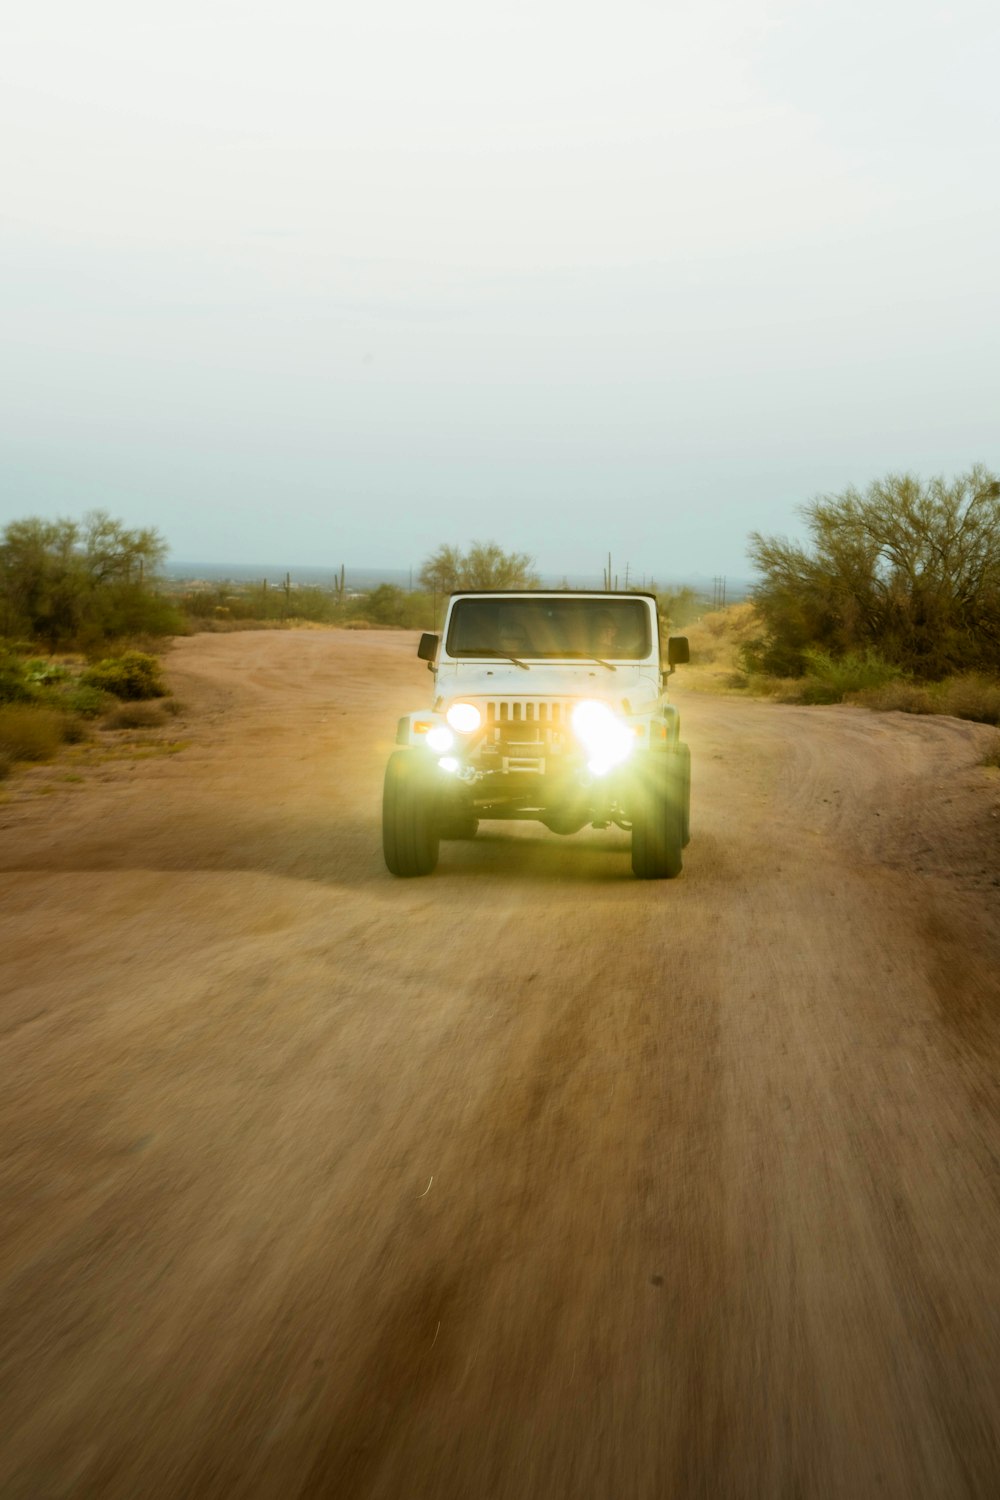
[
  {"xmin": 571, "ymin": 699, "xmax": 633, "ymax": 774},
  {"xmin": 426, "ymin": 725, "xmax": 454, "ymax": 753},
  {"xmin": 446, "ymin": 702, "xmax": 482, "ymax": 733}
]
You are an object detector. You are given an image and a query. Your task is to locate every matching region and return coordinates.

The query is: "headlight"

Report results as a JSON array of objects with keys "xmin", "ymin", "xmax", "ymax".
[
  {"xmin": 571, "ymin": 699, "xmax": 634, "ymax": 776},
  {"xmin": 426, "ymin": 725, "xmax": 454, "ymax": 752},
  {"xmin": 446, "ymin": 702, "xmax": 482, "ymax": 733}
]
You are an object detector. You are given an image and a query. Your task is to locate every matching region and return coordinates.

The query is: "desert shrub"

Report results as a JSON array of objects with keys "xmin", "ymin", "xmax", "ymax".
[
  {"xmin": 102, "ymin": 701, "xmax": 167, "ymax": 730},
  {"xmin": 856, "ymin": 681, "xmax": 936, "ymax": 714},
  {"xmin": 936, "ymin": 674, "xmax": 1000, "ymax": 726},
  {"xmin": 0, "ymin": 653, "xmax": 39, "ymax": 703},
  {"xmin": 789, "ymin": 678, "xmax": 842, "ymax": 705},
  {"xmin": 22, "ymin": 658, "xmax": 72, "ymax": 687},
  {"xmin": 0, "ymin": 749, "xmax": 12, "ymax": 779},
  {"xmin": 796, "ymin": 648, "xmax": 904, "ymax": 703},
  {"xmin": 981, "ymin": 738, "xmax": 1000, "ymax": 769},
  {"xmin": 81, "ymin": 650, "xmax": 166, "ymax": 700},
  {"xmin": 0, "ymin": 705, "xmax": 66, "ymax": 761},
  {"xmin": 59, "ymin": 683, "xmax": 114, "ymax": 717}
]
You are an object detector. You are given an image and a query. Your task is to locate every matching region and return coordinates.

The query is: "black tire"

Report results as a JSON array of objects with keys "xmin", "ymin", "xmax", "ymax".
[
  {"xmin": 631, "ymin": 751, "xmax": 684, "ymax": 879},
  {"xmin": 382, "ymin": 751, "xmax": 440, "ymax": 876},
  {"xmin": 676, "ymin": 741, "xmax": 691, "ymax": 848}
]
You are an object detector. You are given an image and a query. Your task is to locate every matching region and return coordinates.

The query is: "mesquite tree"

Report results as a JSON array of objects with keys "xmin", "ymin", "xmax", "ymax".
[{"xmin": 747, "ymin": 466, "xmax": 1000, "ymax": 677}]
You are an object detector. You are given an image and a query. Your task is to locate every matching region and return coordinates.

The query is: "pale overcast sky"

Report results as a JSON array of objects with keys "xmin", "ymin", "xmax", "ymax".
[{"xmin": 2, "ymin": 0, "xmax": 998, "ymax": 581}]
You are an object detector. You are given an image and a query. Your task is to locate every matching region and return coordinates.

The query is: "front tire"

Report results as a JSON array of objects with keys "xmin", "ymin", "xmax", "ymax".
[
  {"xmin": 383, "ymin": 752, "xmax": 440, "ymax": 876},
  {"xmin": 631, "ymin": 751, "xmax": 684, "ymax": 879},
  {"xmin": 676, "ymin": 741, "xmax": 691, "ymax": 848}
]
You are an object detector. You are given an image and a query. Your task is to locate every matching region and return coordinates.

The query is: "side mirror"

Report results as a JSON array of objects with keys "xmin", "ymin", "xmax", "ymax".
[
  {"xmin": 417, "ymin": 632, "xmax": 439, "ymax": 663},
  {"xmin": 667, "ymin": 636, "xmax": 690, "ymax": 667}
]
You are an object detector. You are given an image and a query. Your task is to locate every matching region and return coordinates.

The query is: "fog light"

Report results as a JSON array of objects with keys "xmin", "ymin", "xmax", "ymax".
[
  {"xmin": 426, "ymin": 725, "xmax": 454, "ymax": 752},
  {"xmin": 438, "ymin": 756, "xmax": 459, "ymax": 774}
]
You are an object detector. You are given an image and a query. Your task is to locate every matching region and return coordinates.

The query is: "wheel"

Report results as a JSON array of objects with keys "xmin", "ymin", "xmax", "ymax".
[
  {"xmin": 676, "ymin": 741, "xmax": 691, "ymax": 848},
  {"xmin": 630, "ymin": 751, "xmax": 684, "ymax": 879},
  {"xmin": 382, "ymin": 751, "xmax": 440, "ymax": 876}
]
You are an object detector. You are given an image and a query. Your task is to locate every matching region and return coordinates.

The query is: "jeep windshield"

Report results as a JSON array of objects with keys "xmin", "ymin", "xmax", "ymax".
[{"xmin": 445, "ymin": 597, "xmax": 652, "ymax": 661}]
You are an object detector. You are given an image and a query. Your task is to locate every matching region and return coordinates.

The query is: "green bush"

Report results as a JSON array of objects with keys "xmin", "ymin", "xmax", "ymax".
[
  {"xmin": 0, "ymin": 705, "xmax": 67, "ymax": 762},
  {"xmin": 0, "ymin": 654, "xmax": 39, "ymax": 704},
  {"xmin": 81, "ymin": 651, "xmax": 166, "ymax": 700},
  {"xmin": 23, "ymin": 658, "xmax": 72, "ymax": 687},
  {"xmin": 788, "ymin": 648, "xmax": 905, "ymax": 704},
  {"xmin": 59, "ymin": 684, "xmax": 114, "ymax": 717}
]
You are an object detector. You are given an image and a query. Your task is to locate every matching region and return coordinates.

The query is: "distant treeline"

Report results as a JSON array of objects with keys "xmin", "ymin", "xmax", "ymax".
[
  {"xmin": 5, "ymin": 468, "xmax": 997, "ymax": 683},
  {"xmin": 1, "ymin": 521, "xmax": 709, "ymax": 648}
]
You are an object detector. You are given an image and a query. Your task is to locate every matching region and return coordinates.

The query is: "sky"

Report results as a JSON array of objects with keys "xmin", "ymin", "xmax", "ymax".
[{"xmin": 2, "ymin": 0, "xmax": 998, "ymax": 583}]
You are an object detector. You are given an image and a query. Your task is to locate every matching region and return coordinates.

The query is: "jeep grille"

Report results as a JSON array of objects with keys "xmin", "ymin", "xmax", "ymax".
[{"xmin": 479, "ymin": 700, "xmax": 569, "ymax": 773}]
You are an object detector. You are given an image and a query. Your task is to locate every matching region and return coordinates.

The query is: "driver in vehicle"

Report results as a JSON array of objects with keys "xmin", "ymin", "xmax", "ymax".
[{"xmin": 592, "ymin": 611, "xmax": 620, "ymax": 656}]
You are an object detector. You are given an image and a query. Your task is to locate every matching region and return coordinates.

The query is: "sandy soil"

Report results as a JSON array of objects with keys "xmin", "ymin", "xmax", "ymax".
[{"xmin": 2, "ymin": 629, "xmax": 1000, "ymax": 1499}]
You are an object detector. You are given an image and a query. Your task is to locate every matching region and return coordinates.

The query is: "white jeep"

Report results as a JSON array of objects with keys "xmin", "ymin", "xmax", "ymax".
[{"xmin": 382, "ymin": 590, "xmax": 690, "ymax": 878}]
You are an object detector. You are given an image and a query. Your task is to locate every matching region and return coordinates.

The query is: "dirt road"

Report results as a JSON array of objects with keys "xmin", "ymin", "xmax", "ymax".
[{"xmin": 2, "ymin": 629, "xmax": 1000, "ymax": 1498}]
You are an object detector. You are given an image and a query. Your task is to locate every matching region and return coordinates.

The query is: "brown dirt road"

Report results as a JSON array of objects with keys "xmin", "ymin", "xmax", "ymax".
[{"xmin": 2, "ymin": 629, "xmax": 1000, "ymax": 1499}]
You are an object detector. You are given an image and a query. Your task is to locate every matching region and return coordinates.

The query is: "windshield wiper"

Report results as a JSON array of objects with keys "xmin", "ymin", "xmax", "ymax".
[
  {"xmin": 456, "ymin": 648, "xmax": 530, "ymax": 671},
  {"xmin": 559, "ymin": 651, "xmax": 616, "ymax": 671}
]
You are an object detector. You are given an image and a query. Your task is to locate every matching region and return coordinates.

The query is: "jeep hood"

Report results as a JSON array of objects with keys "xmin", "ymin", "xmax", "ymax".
[{"xmin": 433, "ymin": 661, "xmax": 660, "ymax": 711}]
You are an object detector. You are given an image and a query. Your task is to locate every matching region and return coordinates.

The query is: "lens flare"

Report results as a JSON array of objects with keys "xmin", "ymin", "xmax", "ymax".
[
  {"xmin": 446, "ymin": 702, "xmax": 482, "ymax": 733},
  {"xmin": 571, "ymin": 699, "xmax": 633, "ymax": 774}
]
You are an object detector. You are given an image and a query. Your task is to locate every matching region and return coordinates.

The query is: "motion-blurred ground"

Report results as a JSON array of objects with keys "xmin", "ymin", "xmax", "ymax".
[{"xmin": 2, "ymin": 630, "xmax": 999, "ymax": 1498}]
